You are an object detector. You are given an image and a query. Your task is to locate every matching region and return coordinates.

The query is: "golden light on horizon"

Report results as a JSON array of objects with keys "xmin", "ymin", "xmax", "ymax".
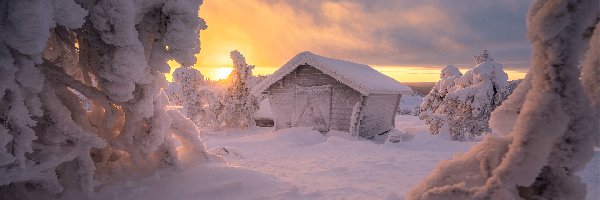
[
  {"xmin": 166, "ymin": 61, "xmax": 234, "ymax": 81},
  {"xmin": 212, "ymin": 67, "xmax": 234, "ymax": 80},
  {"xmin": 374, "ymin": 66, "xmax": 527, "ymax": 82}
]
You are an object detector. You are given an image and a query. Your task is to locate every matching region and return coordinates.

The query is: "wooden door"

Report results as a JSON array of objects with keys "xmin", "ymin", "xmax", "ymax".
[{"xmin": 293, "ymin": 85, "xmax": 332, "ymax": 133}]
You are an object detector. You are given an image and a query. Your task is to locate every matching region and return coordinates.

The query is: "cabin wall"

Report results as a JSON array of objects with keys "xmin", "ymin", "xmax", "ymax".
[
  {"xmin": 266, "ymin": 65, "xmax": 362, "ymax": 131},
  {"xmin": 358, "ymin": 94, "xmax": 401, "ymax": 138}
]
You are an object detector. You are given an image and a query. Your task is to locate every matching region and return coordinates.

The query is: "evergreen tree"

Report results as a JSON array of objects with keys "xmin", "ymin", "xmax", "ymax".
[
  {"xmin": 419, "ymin": 65, "xmax": 462, "ymax": 136},
  {"xmin": 219, "ymin": 50, "xmax": 258, "ymax": 129},
  {"xmin": 420, "ymin": 51, "xmax": 510, "ymax": 141}
]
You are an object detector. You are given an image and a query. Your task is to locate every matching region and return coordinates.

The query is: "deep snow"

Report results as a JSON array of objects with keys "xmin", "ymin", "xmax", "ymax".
[{"xmin": 96, "ymin": 115, "xmax": 599, "ymax": 199}]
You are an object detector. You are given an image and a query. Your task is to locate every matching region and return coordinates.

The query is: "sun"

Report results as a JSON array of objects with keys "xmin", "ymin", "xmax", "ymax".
[{"xmin": 212, "ymin": 67, "xmax": 233, "ymax": 80}]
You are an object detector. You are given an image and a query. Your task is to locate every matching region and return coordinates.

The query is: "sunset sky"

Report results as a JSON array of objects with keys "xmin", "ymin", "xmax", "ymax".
[{"xmin": 179, "ymin": 0, "xmax": 532, "ymax": 82}]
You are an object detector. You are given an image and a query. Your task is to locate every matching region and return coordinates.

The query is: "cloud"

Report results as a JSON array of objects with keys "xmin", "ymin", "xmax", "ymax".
[{"xmin": 198, "ymin": 0, "xmax": 532, "ymax": 72}]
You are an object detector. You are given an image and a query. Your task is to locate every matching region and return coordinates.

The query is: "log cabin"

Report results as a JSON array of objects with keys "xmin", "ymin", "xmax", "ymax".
[{"xmin": 251, "ymin": 51, "xmax": 411, "ymax": 138}]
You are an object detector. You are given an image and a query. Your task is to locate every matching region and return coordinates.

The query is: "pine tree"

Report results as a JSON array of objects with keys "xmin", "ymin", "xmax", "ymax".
[
  {"xmin": 171, "ymin": 67, "xmax": 205, "ymax": 123},
  {"xmin": 219, "ymin": 50, "xmax": 258, "ymax": 129},
  {"xmin": 443, "ymin": 50, "xmax": 509, "ymax": 140},
  {"xmin": 419, "ymin": 65, "xmax": 462, "ymax": 136},
  {"xmin": 419, "ymin": 51, "xmax": 511, "ymax": 141}
]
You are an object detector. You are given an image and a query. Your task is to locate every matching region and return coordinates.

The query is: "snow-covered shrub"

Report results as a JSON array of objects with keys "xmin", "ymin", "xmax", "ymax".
[
  {"xmin": 419, "ymin": 51, "xmax": 510, "ymax": 141},
  {"xmin": 0, "ymin": 0, "xmax": 207, "ymax": 197},
  {"xmin": 219, "ymin": 50, "xmax": 259, "ymax": 129},
  {"xmin": 419, "ymin": 65, "xmax": 462, "ymax": 136},
  {"xmin": 406, "ymin": 0, "xmax": 599, "ymax": 199}
]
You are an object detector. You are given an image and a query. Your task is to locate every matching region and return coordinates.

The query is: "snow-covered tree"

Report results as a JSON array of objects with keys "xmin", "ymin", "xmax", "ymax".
[
  {"xmin": 443, "ymin": 51, "xmax": 508, "ymax": 140},
  {"xmin": 165, "ymin": 67, "xmax": 225, "ymax": 130},
  {"xmin": 406, "ymin": 0, "xmax": 599, "ymax": 199},
  {"xmin": 219, "ymin": 50, "xmax": 258, "ymax": 129},
  {"xmin": 419, "ymin": 51, "xmax": 509, "ymax": 141},
  {"xmin": 201, "ymin": 91, "xmax": 224, "ymax": 129},
  {"xmin": 419, "ymin": 65, "xmax": 462, "ymax": 136},
  {"xmin": 171, "ymin": 67, "xmax": 205, "ymax": 121},
  {"xmin": 495, "ymin": 79, "xmax": 522, "ymax": 107},
  {"xmin": 0, "ymin": 0, "xmax": 207, "ymax": 197},
  {"xmin": 473, "ymin": 49, "xmax": 492, "ymax": 64}
]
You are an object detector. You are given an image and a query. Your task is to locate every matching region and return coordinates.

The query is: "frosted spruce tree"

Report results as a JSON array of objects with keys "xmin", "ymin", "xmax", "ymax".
[
  {"xmin": 170, "ymin": 67, "xmax": 204, "ymax": 122},
  {"xmin": 443, "ymin": 50, "xmax": 508, "ymax": 140},
  {"xmin": 419, "ymin": 51, "xmax": 509, "ymax": 141},
  {"xmin": 0, "ymin": 0, "xmax": 207, "ymax": 198},
  {"xmin": 219, "ymin": 50, "xmax": 258, "ymax": 129},
  {"xmin": 419, "ymin": 65, "xmax": 462, "ymax": 136},
  {"xmin": 406, "ymin": 0, "xmax": 599, "ymax": 199},
  {"xmin": 165, "ymin": 68, "xmax": 223, "ymax": 130}
]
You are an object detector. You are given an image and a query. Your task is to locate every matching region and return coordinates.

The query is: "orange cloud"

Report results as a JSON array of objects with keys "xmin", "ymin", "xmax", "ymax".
[{"xmin": 187, "ymin": 0, "xmax": 529, "ymax": 82}]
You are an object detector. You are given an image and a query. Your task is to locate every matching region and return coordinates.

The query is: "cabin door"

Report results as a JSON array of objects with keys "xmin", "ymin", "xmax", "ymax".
[{"xmin": 292, "ymin": 85, "xmax": 332, "ymax": 133}]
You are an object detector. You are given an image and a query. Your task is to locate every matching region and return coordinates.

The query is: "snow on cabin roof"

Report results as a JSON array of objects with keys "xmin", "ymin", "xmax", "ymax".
[{"xmin": 251, "ymin": 51, "xmax": 411, "ymax": 96}]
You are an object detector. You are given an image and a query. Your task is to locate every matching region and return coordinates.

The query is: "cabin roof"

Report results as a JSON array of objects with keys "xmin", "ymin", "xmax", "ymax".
[{"xmin": 251, "ymin": 51, "xmax": 411, "ymax": 96}]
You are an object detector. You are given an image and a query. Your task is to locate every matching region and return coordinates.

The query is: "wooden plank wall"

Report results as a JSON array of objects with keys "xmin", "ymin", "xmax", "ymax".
[
  {"xmin": 359, "ymin": 94, "xmax": 401, "ymax": 138},
  {"xmin": 266, "ymin": 65, "xmax": 362, "ymax": 132}
]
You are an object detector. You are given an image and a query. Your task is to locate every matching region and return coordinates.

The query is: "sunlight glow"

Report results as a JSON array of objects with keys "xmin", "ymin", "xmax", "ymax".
[
  {"xmin": 165, "ymin": 1, "xmax": 528, "ymax": 83},
  {"xmin": 166, "ymin": 60, "xmax": 234, "ymax": 81},
  {"xmin": 212, "ymin": 67, "xmax": 234, "ymax": 80},
  {"xmin": 166, "ymin": 59, "xmax": 181, "ymax": 82},
  {"xmin": 374, "ymin": 66, "xmax": 527, "ymax": 82}
]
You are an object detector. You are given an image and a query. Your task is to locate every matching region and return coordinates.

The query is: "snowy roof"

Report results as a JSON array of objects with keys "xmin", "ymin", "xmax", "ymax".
[{"xmin": 251, "ymin": 51, "xmax": 411, "ymax": 96}]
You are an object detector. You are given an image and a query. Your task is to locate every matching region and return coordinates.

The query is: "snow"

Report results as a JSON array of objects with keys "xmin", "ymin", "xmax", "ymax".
[
  {"xmin": 94, "ymin": 115, "xmax": 600, "ymax": 199},
  {"xmin": 251, "ymin": 51, "xmax": 411, "ymax": 96}
]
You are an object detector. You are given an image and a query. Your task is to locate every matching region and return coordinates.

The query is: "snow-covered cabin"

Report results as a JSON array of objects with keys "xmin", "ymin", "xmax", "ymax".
[{"xmin": 251, "ymin": 52, "xmax": 411, "ymax": 138}]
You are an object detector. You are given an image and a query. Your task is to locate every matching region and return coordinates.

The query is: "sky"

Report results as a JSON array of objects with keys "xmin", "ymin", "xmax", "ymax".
[{"xmin": 182, "ymin": 0, "xmax": 532, "ymax": 82}]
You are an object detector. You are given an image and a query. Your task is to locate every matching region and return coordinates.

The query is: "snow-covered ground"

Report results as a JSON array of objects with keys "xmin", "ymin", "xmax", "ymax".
[{"xmin": 96, "ymin": 115, "xmax": 600, "ymax": 200}]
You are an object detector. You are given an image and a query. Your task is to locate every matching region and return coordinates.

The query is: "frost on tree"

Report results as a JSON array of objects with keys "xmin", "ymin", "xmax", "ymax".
[
  {"xmin": 0, "ymin": 0, "xmax": 207, "ymax": 197},
  {"xmin": 443, "ymin": 51, "xmax": 508, "ymax": 141},
  {"xmin": 419, "ymin": 65, "xmax": 462, "ymax": 136},
  {"xmin": 219, "ymin": 50, "xmax": 258, "ymax": 129},
  {"xmin": 406, "ymin": 0, "xmax": 599, "ymax": 199},
  {"xmin": 165, "ymin": 67, "xmax": 223, "ymax": 129},
  {"xmin": 419, "ymin": 50, "xmax": 510, "ymax": 141}
]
